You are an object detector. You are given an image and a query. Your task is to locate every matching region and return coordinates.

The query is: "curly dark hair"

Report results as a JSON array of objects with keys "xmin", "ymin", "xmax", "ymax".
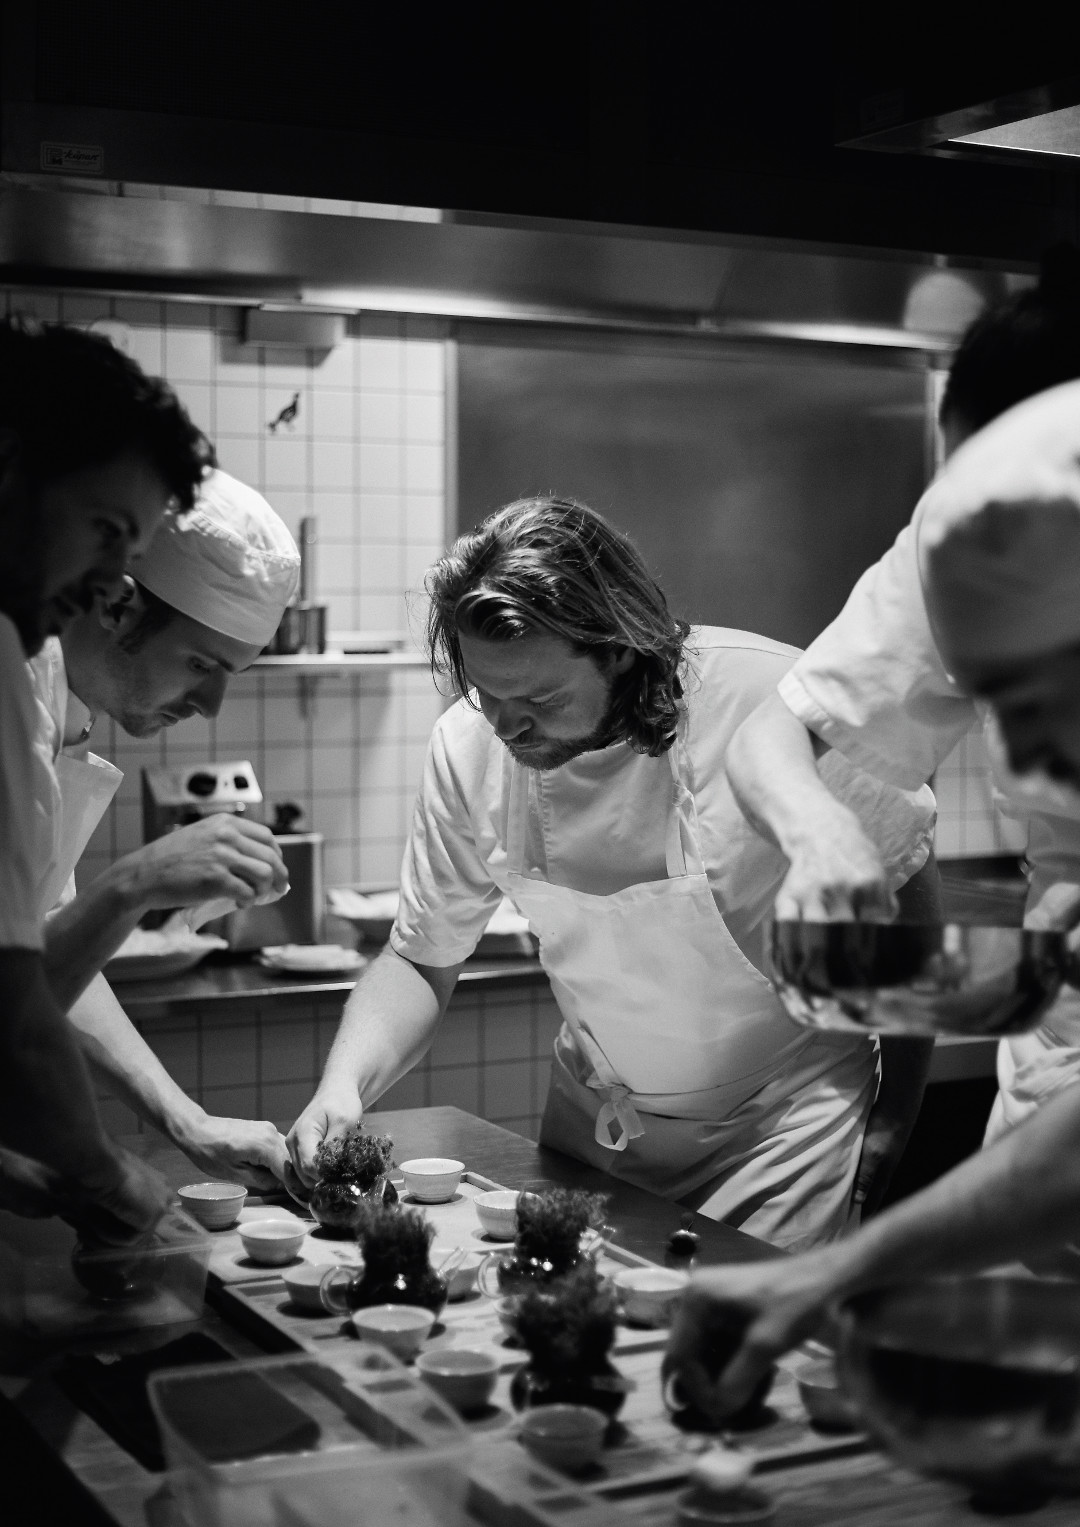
[
  {"xmin": 942, "ymin": 243, "xmax": 1080, "ymax": 436},
  {"xmin": 0, "ymin": 318, "xmax": 213, "ymax": 510},
  {"xmin": 425, "ymin": 496, "xmax": 691, "ymax": 757}
]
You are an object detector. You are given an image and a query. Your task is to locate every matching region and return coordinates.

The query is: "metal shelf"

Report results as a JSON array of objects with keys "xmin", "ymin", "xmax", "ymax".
[{"xmin": 250, "ymin": 651, "xmax": 429, "ymax": 672}]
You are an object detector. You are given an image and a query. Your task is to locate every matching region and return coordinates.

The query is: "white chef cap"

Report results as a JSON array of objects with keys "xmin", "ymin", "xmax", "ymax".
[
  {"xmin": 920, "ymin": 378, "xmax": 1080, "ymax": 666},
  {"xmin": 134, "ymin": 470, "xmax": 300, "ymax": 646}
]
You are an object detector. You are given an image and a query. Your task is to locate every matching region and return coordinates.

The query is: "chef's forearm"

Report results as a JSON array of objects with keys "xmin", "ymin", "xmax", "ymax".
[
  {"xmin": 0, "ymin": 949, "xmax": 120, "ymax": 1184},
  {"xmin": 42, "ymin": 861, "xmax": 145, "ymax": 1010},
  {"xmin": 317, "ymin": 944, "xmax": 461, "ymax": 1109},
  {"xmin": 67, "ymin": 972, "xmax": 205, "ymax": 1146},
  {"xmin": 819, "ymin": 1080, "xmax": 1080, "ymax": 1298},
  {"xmin": 726, "ymin": 691, "xmax": 858, "ymax": 857}
]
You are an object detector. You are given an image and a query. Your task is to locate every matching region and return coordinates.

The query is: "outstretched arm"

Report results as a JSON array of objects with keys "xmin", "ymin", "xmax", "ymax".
[
  {"xmin": 726, "ymin": 691, "xmax": 898, "ymax": 921},
  {"xmin": 666, "ymin": 1072, "xmax": 1080, "ymax": 1422},
  {"xmin": 43, "ymin": 815, "xmax": 288, "ymax": 1010},
  {"xmin": 69, "ymin": 973, "xmax": 289, "ymax": 1191},
  {"xmin": 286, "ymin": 945, "xmax": 462, "ymax": 1187}
]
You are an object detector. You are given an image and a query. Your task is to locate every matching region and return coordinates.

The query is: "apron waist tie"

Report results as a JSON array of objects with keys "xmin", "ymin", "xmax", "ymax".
[{"xmin": 589, "ymin": 1079, "xmax": 646, "ymax": 1152}]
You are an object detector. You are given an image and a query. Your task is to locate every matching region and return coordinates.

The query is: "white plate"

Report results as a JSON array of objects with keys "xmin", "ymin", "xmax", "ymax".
[
  {"xmin": 104, "ymin": 931, "xmax": 228, "ymax": 983},
  {"xmin": 257, "ymin": 944, "xmax": 367, "ymax": 976}
]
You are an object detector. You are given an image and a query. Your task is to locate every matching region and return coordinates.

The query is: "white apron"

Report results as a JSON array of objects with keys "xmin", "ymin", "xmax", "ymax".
[
  {"xmin": 36, "ymin": 747, "xmax": 122, "ymax": 920},
  {"xmin": 507, "ymin": 723, "xmax": 878, "ymax": 1252}
]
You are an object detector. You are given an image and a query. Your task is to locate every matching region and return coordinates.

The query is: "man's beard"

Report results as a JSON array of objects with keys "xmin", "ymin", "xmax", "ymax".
[{"xmin": 503, "ymin": 692, "xmax": 623, "ymax": 772}]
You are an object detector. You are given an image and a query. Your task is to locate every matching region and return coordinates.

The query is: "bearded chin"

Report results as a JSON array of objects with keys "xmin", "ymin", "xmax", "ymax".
[{"xmin": 506, "ymin": 695, "xmax": 624, "ymax": 772}]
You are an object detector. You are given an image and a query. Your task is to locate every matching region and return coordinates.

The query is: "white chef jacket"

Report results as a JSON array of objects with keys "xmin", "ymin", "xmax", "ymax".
[
  {"xmin": 776, "ymin": 395, "xmax": 1080, "ymax": 1175},
  {"xmin": 0, "ymin": 614, "xmax": 61, "ymax": 949},
  {"xmin": 391, "ymin": 627, "xmax": 936, "ymax": 976}
]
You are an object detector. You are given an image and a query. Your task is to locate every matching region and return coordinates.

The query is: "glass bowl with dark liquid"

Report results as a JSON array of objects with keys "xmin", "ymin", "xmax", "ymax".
[{"xmin": 837, "ymin": 1277, "xmax": 1080, "ymax": 1503}]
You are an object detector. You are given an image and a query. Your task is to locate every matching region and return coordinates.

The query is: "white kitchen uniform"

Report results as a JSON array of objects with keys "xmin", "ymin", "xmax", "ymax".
[
  {"xmin": 25, "ymin": 638, "xmax": 122, "ymax": 920},
  {"xmin": 777, "ymin": 384, "xmax": 1080, "ymax": 1168},
  {"xmin": 0, "ymin": 614, "xmax": 55, "ymax": 948},
  {"xmin": 391, "ymin": 627, "xmax": 935, "ymax": 1251}
]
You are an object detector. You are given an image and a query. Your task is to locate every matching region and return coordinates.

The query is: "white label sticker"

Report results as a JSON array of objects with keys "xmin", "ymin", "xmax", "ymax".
[{"xmin": 40, "ymin": 141, "xmax": 104, "ymax": 175}]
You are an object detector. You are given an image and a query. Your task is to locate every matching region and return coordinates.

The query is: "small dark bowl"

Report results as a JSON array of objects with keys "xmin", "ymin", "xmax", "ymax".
[
  {"xmin": 770, "ymin": 921, "xmax": 1070, "ymax": 1037},
  {"xmin": 836, "ymin": 1277, "xmax": 1080, "ymax": 1500}
]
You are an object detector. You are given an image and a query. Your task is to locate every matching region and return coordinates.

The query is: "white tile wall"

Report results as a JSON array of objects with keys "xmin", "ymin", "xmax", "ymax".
[
  {"xmin": 934, "ymin": 721, "xmax": 1027, "ymax": 859},
  {"xmin": 3, "ymin": 287, "xmax": 450, "ymax": 889}
]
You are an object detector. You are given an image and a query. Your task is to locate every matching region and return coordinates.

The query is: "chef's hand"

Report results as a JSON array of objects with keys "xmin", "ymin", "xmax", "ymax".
[
  {"xmin": 286, "ymin": 1087, "xmax": 362, "ymax": 1191},
  {"xmin": 66, "ymin": 1145, "xmax": 173, "ymax": 1246},
  {"xmin": 0, "ymin": 1146, "xmax": 67, "ymax": 1219},
  {"xmin": 176, "ymin": 1111, "xmax": 291, "ymax": 1194},
  {"xmin": 118, "ymin": 816, "xmax": 290, "ymax": 916},
  {"xmin": 774, "ymin": 817, "xmax": 896, "ymax": 922},
  {"xmin": 665, "ymin": 1254, "xmax": 840, "ymax": 1424}
]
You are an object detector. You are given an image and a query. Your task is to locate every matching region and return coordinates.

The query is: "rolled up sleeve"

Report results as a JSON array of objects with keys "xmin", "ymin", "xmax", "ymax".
[{"xmin": 779, "ymin": 503, "xmax": 976, "ymax": 792}]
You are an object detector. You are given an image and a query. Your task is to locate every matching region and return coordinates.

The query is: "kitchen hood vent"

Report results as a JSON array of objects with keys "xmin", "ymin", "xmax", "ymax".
[{"xmin": 0, "ymin": 180, "xmax": 1024, "ymax": 354}]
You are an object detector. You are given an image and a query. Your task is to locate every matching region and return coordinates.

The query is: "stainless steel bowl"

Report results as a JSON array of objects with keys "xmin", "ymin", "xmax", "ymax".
[
  {"xmin": 836, "ymin": 1278, "xmax": 1080, "ymax": 1500},
  {"xmin": 770, "ymin": 921, "xmax": 1070, "ymax": 1037}
]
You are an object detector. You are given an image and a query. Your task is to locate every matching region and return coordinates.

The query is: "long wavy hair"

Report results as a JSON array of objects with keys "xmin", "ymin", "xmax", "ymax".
[{"xmin": 425, "ymin": 497, "xmax": 691, "ymax": 756}]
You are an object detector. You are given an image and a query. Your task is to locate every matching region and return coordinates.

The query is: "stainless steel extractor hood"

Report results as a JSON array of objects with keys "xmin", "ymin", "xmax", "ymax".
[{"xmin": 0, "ymin": 179, "xmax": 1024, "ymax": 351}]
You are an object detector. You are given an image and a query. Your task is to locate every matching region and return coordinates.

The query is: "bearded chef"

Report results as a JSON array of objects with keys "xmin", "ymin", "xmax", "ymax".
[
  {"xmin": 29, "ymin": 470, "xmax": 299, "ymax": 1189},
  {"xmin": 288, "ymin": 497, "xmax": 937, "ymax": 1250},
  {"xmin": 665, "ymin": 376, "xmax": 1080, "ymax": 1425}
]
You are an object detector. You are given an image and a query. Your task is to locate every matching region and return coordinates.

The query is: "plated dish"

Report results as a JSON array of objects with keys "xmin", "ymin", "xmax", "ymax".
[
  {"xmin": 104, "ymin": 927, "xmax": 228, "ymax": 982},
  {"xmin": 256, "ymin": 944, "xmax": 367, "ymax": 977}
]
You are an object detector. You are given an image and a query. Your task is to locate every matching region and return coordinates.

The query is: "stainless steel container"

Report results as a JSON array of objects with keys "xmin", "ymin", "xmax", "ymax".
[{"xmin": 206, "ymin": 832, "xmax": 325, "ymax": 952}]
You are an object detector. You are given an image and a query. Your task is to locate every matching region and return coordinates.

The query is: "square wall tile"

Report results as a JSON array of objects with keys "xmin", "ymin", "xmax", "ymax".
[
  {"xmin": 164, "ymin": 322, "xmax": 215, "ymax": 382},
  {"xmin": 216, "ymin": 436, "xmax": 262, "ymax": 488},
  {"xmin": 260, "ymin": 1020, "xmax": 318, "ymax": 1084},
  {"xmin": 216, "ymin": 385, "xmax": 264, "ymax": 436},
  {"xmin": 360, "ymin": 493, "xmax": 405, "ymax": 539},
  {"xmin": 358, "ymin": 336, "xmax": 403, "ymax": 390},
  {"xmin": 360, "ymin": 391, "xmax": 404, "ymax": 440},
  {"xmin": 359, "ymin": 443, "xmax": 402, "ymax": 492}
]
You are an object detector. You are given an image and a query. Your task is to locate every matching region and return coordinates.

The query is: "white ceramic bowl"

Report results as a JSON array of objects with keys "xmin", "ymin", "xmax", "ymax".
[
  {"xmin": 520, "ymin": 1404, "xmax": 606, "ymax": 1472},
  {"xmin": 282, "ymin": 1262, "xmax": 331, "ymax": 1310},
  {"xmin": 239, "ymin": 1218, "xmax": 306, "ymax": 1266},
  {"xmin": 474, "ymin": 1189, "xmax": 519, "ymax": 1240},
  {"xmin": 416, "ymin": 1347, "xmax": 499, "ymax": 1412},
  {"xmin": 399, "ymin": 1158, "xmax": 465, "ymax": 1203},
  {"xmin": 432, "ymin": 1245, "xmax": 484, "ymax": 1301},
  {"xmin": 350, "ymin": 1303, "xmax": 436, "ymax": 1360},
  {"xmin": 177, "ymin": 1181, "xmax": 247, "ymax": 1230},
  {"xmin": 615, "ymin": 1266, "xmax": 689, "ymax": 1327}
]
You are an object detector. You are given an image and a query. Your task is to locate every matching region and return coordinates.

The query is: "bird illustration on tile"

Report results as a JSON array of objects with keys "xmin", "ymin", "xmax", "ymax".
[{"xmin": 269, "ymin": 392, "xmax": 301, "ymax": 433}]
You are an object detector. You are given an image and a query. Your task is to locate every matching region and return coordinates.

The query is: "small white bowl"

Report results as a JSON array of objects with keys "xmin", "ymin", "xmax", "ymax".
[
  {"xmin": 432, "ymin": 1245, "xmax": 484, "ymax": 1301},
  {"xmin": 351, "ymin": 1303, "xmax": 436, "ymax": 1361},
  {"xmin": 239, "ymin": 1218, "xmax": 306, "ymax": 1266},
  {"xmin": 177, "ymin": 1181, "xmax": 247, "ymax": 1230},
  {"xmin": 282, "ymin": 1262, "xmax": 331, "ymax": 1310},
  {"xmin": 474, "ymin": 1189, "xmax": 519, "ymax": 1240},
  {"xmin": 416, "ymin": 1347, "xmax": 499, "ymax": 1411},
  {"xmin": 615, "ymin": 1266, "xmax": 689, "ymax": 1327},
  {"xmin": 520, "ymin": 1404, "xmax": 606, "ymax": 1472},
  {"xmin": 399, "ymin": 1158, "xmax": 464, "ymax": 1203}
]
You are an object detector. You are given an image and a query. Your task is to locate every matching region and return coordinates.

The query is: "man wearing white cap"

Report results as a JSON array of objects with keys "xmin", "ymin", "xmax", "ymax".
[
  {"xmin": 25, "ymin": 469, "xmax": 301, "ymax": 1191},
  {"xmin": 663, "ymin": 377, "xmax": 1080, "ymax": 1425}
]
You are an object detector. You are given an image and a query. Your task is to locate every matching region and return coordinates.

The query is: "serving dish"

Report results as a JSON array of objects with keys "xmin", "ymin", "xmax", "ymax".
[
  {"xmin": 771, "ymin": 920, "xmax": 1073, "ymax": 1037},
  {"xmin": 256, "ymin": 944, "xmax": 366, "ymax": 977},
  {"xmin": 177, "ymin": 1181, "xmax": 247, "ymax": 1230},
  {"xmin": 837, "ymin": 1275, "xmax": 1080, "ymax": 1500},
  {"xmin": 104, "ymin": 928, "xmax": 228, "ymax": 982}
]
